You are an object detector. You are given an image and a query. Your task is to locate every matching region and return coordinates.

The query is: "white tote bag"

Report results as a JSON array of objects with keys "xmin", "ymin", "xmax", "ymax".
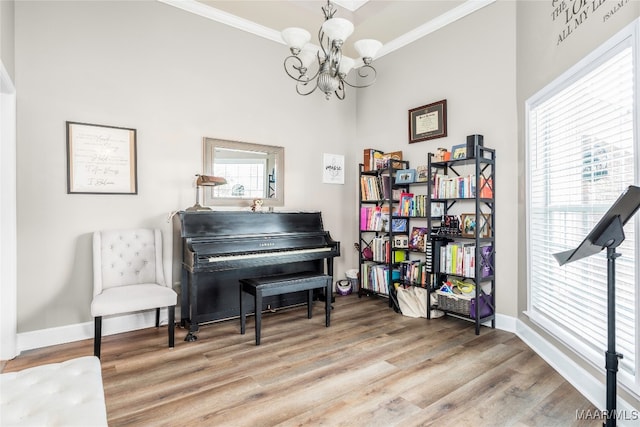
[{"xmin": 396, "ymin": 286, "xmax": 429, "ymax": 318}]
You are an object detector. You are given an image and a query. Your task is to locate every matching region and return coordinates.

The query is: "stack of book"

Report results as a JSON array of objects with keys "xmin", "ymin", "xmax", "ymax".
[
  {"xmin": 432, "ymin": 174, "xmax": 493, "ymax": 199},
  {"xmin": 439, "ymin": 243, "xmax": 493, "ymax": 278},
  {"xmin": 363, "ymin": 148, "xmax": 404, "ymax": 171},
  {"xmin": 360, "ymin": 262, "xmax": 401, "ymax": 295},
  {"xmin": 399, "ymin": 260, "xmax": 428, "ymax": 286}
]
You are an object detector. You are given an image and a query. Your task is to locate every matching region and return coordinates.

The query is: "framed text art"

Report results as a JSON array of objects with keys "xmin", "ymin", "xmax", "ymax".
[
  {"xmin": 322, "ymin": 153, "xmax": 345, "ymax": 184},
  {"xmin": 408, "ymin": 99, "xmax": 448, "ymax": 143},
  {"xmin": 66, "ymin": 121, "xmax": 137, "ymax": 194}
]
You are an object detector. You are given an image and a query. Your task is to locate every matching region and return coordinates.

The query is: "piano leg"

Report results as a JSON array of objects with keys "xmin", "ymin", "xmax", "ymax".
[
  {"xmin": 180, "ymin": 268, "xmax": 189, "ymax": 328},
  {"xmin": 255, "ymin": 292, "xmax": 262, "ymax": 345},
  {"xmin": 184, "ymin": 272, "xmax": 199, "ymax": 342},
  {"xmin": 240, "ymin": 283, "xmax": 246, "ymax": 335},
  {"xmin": 325, "ymin": 276, "xmax": 331, "ymax": 327}
]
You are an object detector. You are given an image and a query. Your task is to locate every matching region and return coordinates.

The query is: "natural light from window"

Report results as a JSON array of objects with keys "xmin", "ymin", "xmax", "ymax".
[{"xmin": 527, "ymin": 25, "xmax": 638, "ymax": 395}]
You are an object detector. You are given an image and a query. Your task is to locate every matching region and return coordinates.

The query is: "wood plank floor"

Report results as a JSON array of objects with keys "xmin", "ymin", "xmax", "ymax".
[{"xmin": 2, "ymin": 294, "xmax": 600, "ymax": 426}]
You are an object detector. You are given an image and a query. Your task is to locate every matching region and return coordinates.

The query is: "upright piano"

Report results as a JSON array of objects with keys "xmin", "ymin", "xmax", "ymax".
[{"xmin": 174, "ymin": 211, "xmax": 340, "ymax": 340}]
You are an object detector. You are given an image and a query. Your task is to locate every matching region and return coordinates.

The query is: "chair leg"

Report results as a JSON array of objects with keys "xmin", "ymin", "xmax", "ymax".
[
  {"xmin": 155, "ymin": 307, "xmax": 160, "ymax": 328},
  {"xmin": 94, "ymin": 316, "xmax": 102, "ymax": 359},
  {"xmin": 168, "ymin": 306, "xmax": 175, "ymax": 348}
]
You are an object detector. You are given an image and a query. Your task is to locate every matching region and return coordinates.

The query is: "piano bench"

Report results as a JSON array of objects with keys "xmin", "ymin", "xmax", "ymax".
[{"xmin": 239, "ymin": 272, "xmax": 332, "ymax": 345}]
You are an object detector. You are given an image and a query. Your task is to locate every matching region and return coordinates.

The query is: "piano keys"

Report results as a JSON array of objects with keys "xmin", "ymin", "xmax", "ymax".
[{"xmin": 173, "ymin": 210, "xmax": 340, "ymax": 341}]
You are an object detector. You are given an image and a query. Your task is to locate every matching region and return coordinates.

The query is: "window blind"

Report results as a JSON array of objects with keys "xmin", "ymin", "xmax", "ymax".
[{"xmin": 527, "ymin": 34, "xmax": 637, "ymax": 389}]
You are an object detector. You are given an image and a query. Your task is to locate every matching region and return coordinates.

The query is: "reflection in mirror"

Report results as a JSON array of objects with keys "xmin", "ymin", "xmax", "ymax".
[{"xmin": 202, "ymin": 138, "xmax": 284, "ymax": 207}]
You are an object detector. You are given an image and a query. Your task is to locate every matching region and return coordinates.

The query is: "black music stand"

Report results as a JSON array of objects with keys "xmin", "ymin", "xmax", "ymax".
[{"xmin": 553, "ymin": 185, "xmax": 640, "ymax": 427}]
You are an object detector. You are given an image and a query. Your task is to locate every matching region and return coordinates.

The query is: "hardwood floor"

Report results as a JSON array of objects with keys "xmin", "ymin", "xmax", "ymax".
[{"xmin": 2, "ymin": 294, "xmax": 600, "ymax": 426}]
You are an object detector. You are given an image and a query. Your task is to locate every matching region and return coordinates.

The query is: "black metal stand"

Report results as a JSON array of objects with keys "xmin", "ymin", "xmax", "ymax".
[
  {"xmin": 553, "ymin": 185, "xmax": 640, "ymax": 427},
  {"xmin": 595, "ymin": 219, "xmax": 624, "ymax": 427}
]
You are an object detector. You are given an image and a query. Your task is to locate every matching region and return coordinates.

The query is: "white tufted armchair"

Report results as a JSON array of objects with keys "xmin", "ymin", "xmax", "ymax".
[{"xmin": 91, "ymin": 228, "xmax": 177, "ymax": 358}]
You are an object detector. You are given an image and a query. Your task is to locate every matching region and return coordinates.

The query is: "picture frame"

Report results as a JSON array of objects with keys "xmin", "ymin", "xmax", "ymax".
[
  {"xmin": 460, "ymin": 213, "xmax": 492, "ymax": 238},
  {"xmin": 408, "ymin": 227, "xmax": 429, "ymax": 252},
  {"xmin": 395, "ymin": 169, "xmax": 416, "ymax": 184},
  {"xmin": 66, "ymin": 121, "xmax": 137, "ymax": 194},
  {"xmin": 408, "ymin": 99, "xmax": 448, "ymax": 143},
  {"xmin": 322, "ymin": 153, "xmax": 345, "ymax": 184},
  {"xmin": 393, "ymin": 234, "xmax": 409, "ymax": 248},
  {"xmin": 451, "ymin": 144, "xmax": 467, "ymax": 160},
  {"xmin": 431, "ymin": 202, "xmax": 444, "ymax": 217},
  {"xmin": 391, "ymin": 218, "xmax": 408, "ymax": 233},
  {"xmin": 415, "ymin": 165, "xmax": 429, "ymax": 182}
]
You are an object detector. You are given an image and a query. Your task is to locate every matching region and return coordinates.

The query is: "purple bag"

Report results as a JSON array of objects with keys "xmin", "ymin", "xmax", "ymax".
[{"xmin": 470, "ymin": 294, "xmax": 493, "ymax": 319}]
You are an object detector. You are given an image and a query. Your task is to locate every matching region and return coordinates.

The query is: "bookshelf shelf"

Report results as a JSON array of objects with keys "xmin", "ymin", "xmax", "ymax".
[
  {"xmin": 358, "ymin": 160, "xmax": 419, "ymax": 308},
  {"xmin": 426, "ymin": 143, "xmax": 496, "ymax": 335}
]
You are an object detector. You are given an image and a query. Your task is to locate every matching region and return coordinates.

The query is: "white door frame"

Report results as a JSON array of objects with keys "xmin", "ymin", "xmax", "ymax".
[{"xmin": 1, "ymin": 60, "xmax": 18, "ymax": 360}]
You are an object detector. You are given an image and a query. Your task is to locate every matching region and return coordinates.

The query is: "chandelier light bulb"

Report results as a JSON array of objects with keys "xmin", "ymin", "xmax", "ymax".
[
  {"xmin": 354, "ymin": 39, "xmax": 383, "ymax": 62},
  {"xmin": 338, "ymin": 56, "xmax": 355, "ymax": 77},
  {"xmin": 282, "ymin": 27, "xmax": 311, "ymax": 54},
  {"xmin": 321, "ymin": 18, "xmax": 354, "ymax": 44},
  {"xmin": 298, "ymin": 45, "xmax": 320, "ymax": 70}
]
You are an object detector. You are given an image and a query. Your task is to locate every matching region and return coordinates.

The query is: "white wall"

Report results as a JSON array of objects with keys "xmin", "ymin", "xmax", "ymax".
[
  {"xmin": 14, "ymin": 0, "xmax": 357, "ymax": 334},
  {"xmin": 355, "ymin": 1, "xmax": 518, "ymax": 317}
]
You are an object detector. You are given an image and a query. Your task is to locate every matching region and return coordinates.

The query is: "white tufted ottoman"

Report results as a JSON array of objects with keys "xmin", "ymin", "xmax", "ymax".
[{"xmin": 0, "ymin": 356, "xmax": 108, "ymax": 426}]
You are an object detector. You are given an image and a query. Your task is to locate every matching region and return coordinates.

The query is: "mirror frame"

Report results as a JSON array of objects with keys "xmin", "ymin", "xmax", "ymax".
[{"xmin": 202, "ymin": 137, "xmax": 284, "ymax": 208}]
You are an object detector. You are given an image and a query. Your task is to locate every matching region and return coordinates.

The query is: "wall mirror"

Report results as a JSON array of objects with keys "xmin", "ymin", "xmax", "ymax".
[{"xmin": 202, "ymin": 138, "xmax": 284, "ymax": 207}]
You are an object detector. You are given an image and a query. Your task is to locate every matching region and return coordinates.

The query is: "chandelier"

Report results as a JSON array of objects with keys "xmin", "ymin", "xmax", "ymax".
[{"xmin": 281, "ymin": 0, "xmax": 382, "ymax": 100}]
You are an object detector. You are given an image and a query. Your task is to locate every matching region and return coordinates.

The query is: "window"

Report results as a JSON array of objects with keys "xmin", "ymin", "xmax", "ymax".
[
  {"xmin": 526, "ymin": 20, "xmax": 639, "ymax": 395},
  {"xmin": 213, "ymin": 159, "xmax": 267, "ymax": 199}
]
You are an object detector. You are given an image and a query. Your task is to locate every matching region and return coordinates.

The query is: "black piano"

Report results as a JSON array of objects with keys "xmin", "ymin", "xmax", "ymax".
[{"xmin": 174, "ymin": 211, "xmax": 340, "ymax": 341}]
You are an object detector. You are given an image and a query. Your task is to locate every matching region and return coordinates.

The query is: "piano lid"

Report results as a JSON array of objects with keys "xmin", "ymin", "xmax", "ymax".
[{"xmin": 178, "ymin": 211, "xmax": 326, "ymax": 238}]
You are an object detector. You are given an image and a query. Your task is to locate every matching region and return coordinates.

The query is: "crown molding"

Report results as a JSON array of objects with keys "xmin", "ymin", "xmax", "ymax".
[
  {"xmin": 158, "ymin": 0, "xmax": 284, "ymax": 44},
  {"xmin": 157, "ymin": 0, "xmax": 496, "ymax": 58},
  {"xmin": 378, "ymin": 0, "xmax": 496, "ymax": 58}
]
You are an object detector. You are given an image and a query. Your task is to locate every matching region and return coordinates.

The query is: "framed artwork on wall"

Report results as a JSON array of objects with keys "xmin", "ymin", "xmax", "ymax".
[
  {"xmin": 323, "ymin": 153, "xmax": 345, "ymax": 184},
  {"xmin": 408, "ymin": 99, "xmax": 448, "ymax": 143},
  {"xmin": 66, "ymin": 121, "xmax": 137, "ymax": 194}
]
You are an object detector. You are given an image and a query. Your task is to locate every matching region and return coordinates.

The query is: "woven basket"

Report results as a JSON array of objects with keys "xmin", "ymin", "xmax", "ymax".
[{"xmin": 435, "ymin": 290, "xmax": 473, "ymax": 316}]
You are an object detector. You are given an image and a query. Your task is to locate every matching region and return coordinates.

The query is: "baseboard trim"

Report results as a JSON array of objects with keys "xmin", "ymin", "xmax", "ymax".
[{"xmin": 16, "ymin": 309, "xmax": 174, "ymax": 354}]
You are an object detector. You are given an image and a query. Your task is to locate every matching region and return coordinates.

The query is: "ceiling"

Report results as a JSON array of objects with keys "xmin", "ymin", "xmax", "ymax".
[{"xmin": 160, "ymin": 0, "xmax": 495, "ymax": 58}]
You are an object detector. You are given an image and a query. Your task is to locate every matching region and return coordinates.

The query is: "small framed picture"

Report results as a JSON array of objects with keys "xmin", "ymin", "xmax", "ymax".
[
  {"xmin": 395, "ymin": 169, "xmax": 416, "ymax": 184},
  {"xmin": 393, "ymin": 234, "xmax": 409, "ymax": 248},
  {"xmin": 391, "ymin": 218, "xmax": 408, "ymax": 232},
  {"xmin": 408, "ymin": 227, "xmax": 428, "ymax": 252},
  {"xmin": 431, "ymin": 202, "xmax": 444, "ymax": 217},
  {"xmin": 460, "ymin": 213, "xmax": 492, "ymax": 238},
  {"xmin": 415, "ymin": 165, "xmax": 428, "ymax": 182},
  {"xmin": 451, "ymin": 144, "xmax": 467, "ymax": 160}
]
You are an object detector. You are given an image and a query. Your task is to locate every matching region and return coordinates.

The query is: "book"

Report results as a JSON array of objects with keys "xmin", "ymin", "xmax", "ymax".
[
  {"xmin": 408, "ymin": 227, "xmax": 428, "ymax": 252},
  {"xmin": 363, "ymin": 148, "xmax": 383, "ymax": 172}
]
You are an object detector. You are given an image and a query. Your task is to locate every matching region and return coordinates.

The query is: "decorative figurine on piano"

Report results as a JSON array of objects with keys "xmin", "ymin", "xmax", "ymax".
[{"xmin": 251, "ymin": 199, "xmax": 263, "ymax": 212}]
